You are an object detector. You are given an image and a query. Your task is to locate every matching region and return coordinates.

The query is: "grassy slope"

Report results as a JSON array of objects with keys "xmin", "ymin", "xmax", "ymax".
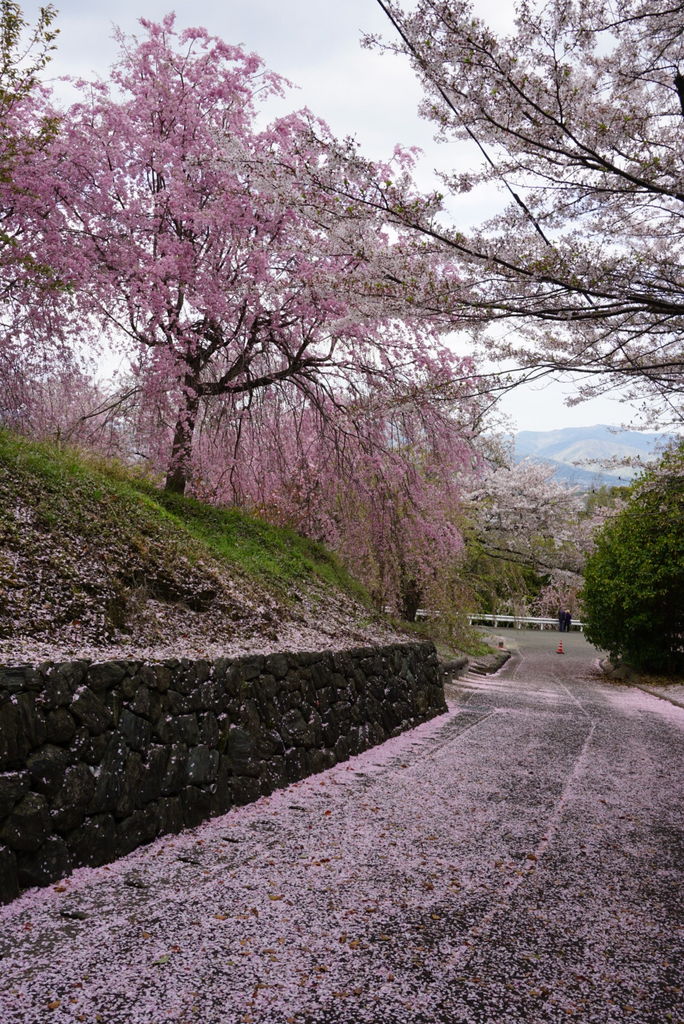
[{"xmin": 0, "ymin": 431, "xmax": 391, "ymax": 660}]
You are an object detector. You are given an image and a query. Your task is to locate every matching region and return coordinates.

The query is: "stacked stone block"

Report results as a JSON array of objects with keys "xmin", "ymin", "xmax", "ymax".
[{"xmin": 0, "ymin": 642, "xmax": 445, "ymax": 902}]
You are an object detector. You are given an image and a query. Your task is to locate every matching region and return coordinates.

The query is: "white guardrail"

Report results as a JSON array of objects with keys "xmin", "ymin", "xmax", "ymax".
[
  {"xmin": 467, "ymin": 613, "xmax": 584, "ymax": 631},
  {"xmin": 405, "ymin": 609, "xmax": 584, "ymax": 631}
]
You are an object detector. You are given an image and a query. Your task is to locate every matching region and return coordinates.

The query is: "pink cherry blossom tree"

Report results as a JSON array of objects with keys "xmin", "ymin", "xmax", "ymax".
[
  {"xmin": 0, "ymin": 0, "xmax": 58, "ymax": 272},
  {"xmin": 187, "ymin": 362, "xmax": 483, "ymax": 622},
  {"xmin": 462, "ymin": 457, "xmax": 611, "ymax": 617},
  {"xmin": 0, "ymin": 2, "xmax": 64, "ymax": 415},
  {"xmin": 41, "ymin": 15, "xmax": 464, "ymax": 494},
  {"xmin": 464, "ymin": 460, "xmax": 587, "ymax": 574},
  {"xmin": 360, "ymin": 0, "xmax": 684, "ymax": 428}
]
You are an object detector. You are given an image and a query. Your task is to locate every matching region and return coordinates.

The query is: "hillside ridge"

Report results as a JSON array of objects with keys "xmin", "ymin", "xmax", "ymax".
[
  {"xmin": 514, "ymin": 424, "xmax": 674, "ymax": 487},
  {"xmin": 0, "ymin": 432, "xmax": 402, "ymax": 665}
]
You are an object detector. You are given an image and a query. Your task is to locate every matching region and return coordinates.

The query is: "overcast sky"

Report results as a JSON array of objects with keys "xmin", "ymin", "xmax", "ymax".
[{"xmin": 22, "ymin": 0, "xmax": 643, "ymax": 434}]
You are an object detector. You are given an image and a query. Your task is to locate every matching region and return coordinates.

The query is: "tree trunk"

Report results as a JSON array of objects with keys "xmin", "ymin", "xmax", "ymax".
[
  {"xmin": 400, "ymin": 576, "xmax": 422, "ymax": 623},
  {"xmin": 165, "ymin": 389, "xmax": 199, "ymax": 495}
]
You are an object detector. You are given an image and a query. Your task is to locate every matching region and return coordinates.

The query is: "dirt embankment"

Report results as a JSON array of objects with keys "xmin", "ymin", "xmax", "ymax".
[{"xmin": 0, "ymin": 433, "xmax": 405, "ymax": 665}]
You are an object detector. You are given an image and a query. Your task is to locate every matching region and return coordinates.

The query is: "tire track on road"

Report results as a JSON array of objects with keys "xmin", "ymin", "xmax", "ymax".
[{"xmin": 438, "ymin": 661, "xmax": 598, "ymax": 976}]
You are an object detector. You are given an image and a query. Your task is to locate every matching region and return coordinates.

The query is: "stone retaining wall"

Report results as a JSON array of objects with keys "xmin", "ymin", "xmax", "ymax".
[{"xmin": 0, "ymin": 642, "xmax": 445, "ymax": 902}]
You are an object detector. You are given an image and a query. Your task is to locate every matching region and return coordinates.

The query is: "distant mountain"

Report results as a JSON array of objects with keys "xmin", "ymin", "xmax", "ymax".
[{"xmin": 513, "ymin": 425, "xmax": 674, "ymax": 489}]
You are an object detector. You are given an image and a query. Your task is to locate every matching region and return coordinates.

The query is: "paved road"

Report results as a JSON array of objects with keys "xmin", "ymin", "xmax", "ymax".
[{"xmin": 1, "ymin": 634, "xmax": 683, "ymax": 1024}]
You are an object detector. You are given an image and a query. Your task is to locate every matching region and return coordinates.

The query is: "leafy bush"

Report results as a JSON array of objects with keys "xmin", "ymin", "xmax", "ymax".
[{"xmin": 582, "ymin": 444, "xmax": 684, "ymax": 675}]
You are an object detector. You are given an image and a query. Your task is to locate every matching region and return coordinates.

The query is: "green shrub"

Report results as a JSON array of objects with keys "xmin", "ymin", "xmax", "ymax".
[{"xmin": 582, "ymin": 443, "xmax": 684, "ymax": 675}]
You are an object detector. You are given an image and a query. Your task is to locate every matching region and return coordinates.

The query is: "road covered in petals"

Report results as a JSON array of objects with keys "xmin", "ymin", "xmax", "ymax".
[{"xmin": 1, "ymin": 632, "xmax": 683, "ymax": 1024}]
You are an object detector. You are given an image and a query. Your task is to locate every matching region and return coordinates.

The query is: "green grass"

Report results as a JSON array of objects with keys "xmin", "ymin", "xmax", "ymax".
[
  {"xmin": 384, "ymin": 614, "xmax": 488, "ymax": 659},
  {"xmin": 0, "ymin": 429, "xmax": 370, "ymax": 605},
  {"xmin": 150, "ymin": 488, "xmax": 364, "ymax": 597}
]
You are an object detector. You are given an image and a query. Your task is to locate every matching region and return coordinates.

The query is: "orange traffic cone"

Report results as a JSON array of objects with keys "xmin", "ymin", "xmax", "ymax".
[{"xmin": 556, "ymin": 639, "xmax": 564, "ymax": 654}]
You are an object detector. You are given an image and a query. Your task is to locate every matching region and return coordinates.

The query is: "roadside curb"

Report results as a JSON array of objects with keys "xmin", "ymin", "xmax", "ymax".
[
  {"xmin": 440, "ymin": 655, "xmax": 469, "ymax": 677},
  {"xmin": 631, "ymin": 685, "xmax": 684, "ymax": 711},
  {"xmin": 473, "ymin": 649, "xmax": 512, "ymax": 674},
  {"xmin": 446, "ymin": 649, "xmax": 511, "ymax": 680},
  {"xmin": 598, "ymin": 657, "xmax": 684, "ymax": 710}
]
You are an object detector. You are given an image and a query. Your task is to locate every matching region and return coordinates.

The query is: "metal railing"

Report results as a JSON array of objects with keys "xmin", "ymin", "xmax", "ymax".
[
  {"xmin": 468, "ymin": 613, "xmax": 584, "ymax": 631},
  {"xmin": 400, "ymin": 608, "xmax": 583, "ymax": 631}
]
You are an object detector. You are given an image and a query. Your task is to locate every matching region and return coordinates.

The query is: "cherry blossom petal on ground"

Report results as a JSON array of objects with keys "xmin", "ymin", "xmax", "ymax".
[{"xmin": 1, "ymin": 631, "xmax": 682, "ymax": 1023}]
